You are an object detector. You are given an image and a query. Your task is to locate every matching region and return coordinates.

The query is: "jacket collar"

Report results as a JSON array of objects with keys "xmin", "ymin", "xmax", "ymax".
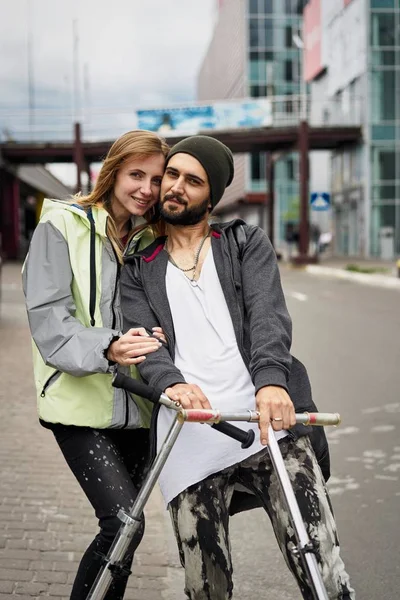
[{"xmin": 123, "ymin": 219, "xmax": 245, "ymax": 265}]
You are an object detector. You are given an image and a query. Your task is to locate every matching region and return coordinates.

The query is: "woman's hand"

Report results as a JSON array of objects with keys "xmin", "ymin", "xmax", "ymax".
[
  {"xmin": 165, "ymin": 383, "xmax": 212, "ymax": 410},
  {"xmin": 107, "ymin": 327, "xmax": 162, "ymax": 366}
]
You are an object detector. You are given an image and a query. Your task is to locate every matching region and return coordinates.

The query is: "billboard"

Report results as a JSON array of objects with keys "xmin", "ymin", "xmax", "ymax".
[{"xmin": 136, "ymin": 98, "xmax": 272, "ymax": 135}]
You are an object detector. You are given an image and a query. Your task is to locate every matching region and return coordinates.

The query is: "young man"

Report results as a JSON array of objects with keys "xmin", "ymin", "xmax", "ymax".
[{"xmin": 120, "ymin": 136, "xmax": 354, "ymax": 600}]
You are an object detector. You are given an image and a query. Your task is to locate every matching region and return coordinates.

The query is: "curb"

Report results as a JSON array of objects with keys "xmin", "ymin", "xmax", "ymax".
[{"xmin": 305, "ymin": 265, "xmax": 400, "ymax": 290}]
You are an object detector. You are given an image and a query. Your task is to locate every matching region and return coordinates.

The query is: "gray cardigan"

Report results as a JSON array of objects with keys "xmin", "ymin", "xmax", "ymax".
[
  {"xmin": 120, "ymin": 220, "xmax": 330, "ymax": 496},
  {"xmin": 121, "ymin": 221, "xmax": 292, "ymax": 393}
]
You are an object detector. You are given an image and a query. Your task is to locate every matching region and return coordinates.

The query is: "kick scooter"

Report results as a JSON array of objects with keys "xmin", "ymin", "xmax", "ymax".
[{"xmin": 87, "ymin": 372, "xmax": 341, "ymax": 600}]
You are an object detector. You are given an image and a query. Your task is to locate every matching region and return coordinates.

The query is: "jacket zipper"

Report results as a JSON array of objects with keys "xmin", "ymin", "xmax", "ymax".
[
  {"xmin": 40, "ymin": 370, "xmax": 61, "ymax": 397},
  {"xmin": 109, "ymin": 241, "xmax": 129, "ymax": 425},
  {"xmin": 110, "ymin": 245, "xmax": 121, "ymax": 330}
]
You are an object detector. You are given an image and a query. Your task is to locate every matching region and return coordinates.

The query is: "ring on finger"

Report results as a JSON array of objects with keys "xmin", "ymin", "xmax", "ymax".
[
  {"xmin": 272, "ymin": 417, "xmax": 283, "ymax": 422},
  {"xmin": 185, "ymin": 391, "xmax": 194, "ymax": 396}
]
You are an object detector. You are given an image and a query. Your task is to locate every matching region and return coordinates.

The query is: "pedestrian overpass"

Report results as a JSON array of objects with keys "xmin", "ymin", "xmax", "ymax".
[{"xmin": 0, "ymin": 95, "xmax": 362, "ymax": 260}]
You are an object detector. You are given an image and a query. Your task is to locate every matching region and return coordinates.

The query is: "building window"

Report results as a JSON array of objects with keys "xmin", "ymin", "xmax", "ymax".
[
  {"xmin": 372, "ymin": 148, "xmax": 396, "ymax": 182},
  {"xmin": 258, "ymin": 18, "xmax": 274, "ymax": 48},
  {"xmin": 371, "ymin": 204, "xmax": 398, "ymax": 256},
  {"xmin": 249, "ymin": 18, "xmax": 259, "ymax": 47},
  {"xmin": 285, "ymin": 0, "xmax": 305, "ymax": 15},
  {"xmin": 371, "ymin": 0, "xmax": 396, "ymax": 7},
  {"xmin": 371, "ymin": 49, "xmax": 396, "ymax": 67},
  {"xmin": 285, "ymin": 25, "xmax": 294, "ymax": 48},
  {"xmin": 249, "ymin": 0, "xmax": 259, "ymax": 15},
  {"xmin": 371, "ymin": 69, "xmax": 396, "ymax": 122},
  {"xmin": 260, "ymin": 0, "xmax": 274, "ymax": 14},
  {"xmin": 251, "ymin": 153, "xmax": 262, "ymax": 180},
  {"xmin": 250, "ymin": 85, "xmax": 268, "ymax": 97},
  {"xmin": 370, "ymin": 13, "xmax": 396, "ymax": 47},
  {"xmin": 287, "ymin": 157, "xmax": 296, "ymax": 180},
  {"xmin": 249, "ymin": 60, "xmax": 260, "ymax": 81},
  {"xmin": 285, "ymin": 60, "xmax": 293, "ymax": 81},
  {"xmin": 372, "ymin": 184, "xmax": 396, "ymax": 201},
  {"xmin": 249, "ymin": 50, "xmax": 274, "ymax": 61}
]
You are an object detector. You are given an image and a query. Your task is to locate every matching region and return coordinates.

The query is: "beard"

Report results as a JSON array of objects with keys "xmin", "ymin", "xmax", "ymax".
[{"xmin": 160, "ymin": 194, "xmax": 210, "ymax": 226}]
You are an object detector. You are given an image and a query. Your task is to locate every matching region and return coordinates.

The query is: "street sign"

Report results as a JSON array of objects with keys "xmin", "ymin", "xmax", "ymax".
[{"xmin": 310, "ymin": 192, "xmax": 331, "ymax": 211}]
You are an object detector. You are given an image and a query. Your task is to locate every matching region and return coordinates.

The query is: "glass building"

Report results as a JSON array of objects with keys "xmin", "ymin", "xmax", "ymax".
[
  {"xmin": 315, "ymin": 0, "xmax": 399, "ymax": 258},
  {"xmin": 199, "ymin": 0, "xmax": 399, "ymax": 257},
  {"xmin": 248, "ymin": 0, "xmax": 305, "ymax": 242},
  {"xmin": 369, "ymin": 1, "xmax": 400, "ymax": 256},
  {"xmin": 198, "ymin": 0, "xmax": 306, "ymax": 243}
]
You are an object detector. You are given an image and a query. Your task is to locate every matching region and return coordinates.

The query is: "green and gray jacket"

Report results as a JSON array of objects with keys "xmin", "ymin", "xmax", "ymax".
[{"xmin": 22, "ymin": 199, "xmax": 154, "ymax": 429}]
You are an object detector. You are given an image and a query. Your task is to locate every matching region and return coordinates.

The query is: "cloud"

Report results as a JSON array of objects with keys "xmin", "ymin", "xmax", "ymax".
[{"xmin": 0, "ymin": 0, "xmax": 217, "ymax": 139}]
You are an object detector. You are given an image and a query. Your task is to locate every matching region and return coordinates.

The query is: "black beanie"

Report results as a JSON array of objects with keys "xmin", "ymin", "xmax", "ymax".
[{"xmin": 166, "ymin": 135, "xmax": 234, "ymax": 208}]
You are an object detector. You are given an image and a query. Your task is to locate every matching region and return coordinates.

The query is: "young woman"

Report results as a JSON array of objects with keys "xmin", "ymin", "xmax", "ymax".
[{"xmin": 22, "ymin": 130, "xmax": 169, "ymax": 599}]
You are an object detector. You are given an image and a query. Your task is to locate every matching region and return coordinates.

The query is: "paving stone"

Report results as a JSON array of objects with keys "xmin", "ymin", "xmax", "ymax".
[
  {"xmin": 14, "ymin": 581, "xmax": 49, "ymax": 595},
  {"xmin": 0, "ymin": 581, "xmax": 14, "ymax": 593},
  {"xmin": 33, "ymin": 570, "xmax": 68, "ymax": 584},
  {"xmin": 0, "ymin": 264, "xmax": 180, "ymax": 598}
]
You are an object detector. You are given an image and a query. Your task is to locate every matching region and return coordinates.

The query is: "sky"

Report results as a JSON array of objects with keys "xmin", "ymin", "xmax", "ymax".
[{"xmin": 0, "ymin": 0, "xmax": 217, "ymax": 183}]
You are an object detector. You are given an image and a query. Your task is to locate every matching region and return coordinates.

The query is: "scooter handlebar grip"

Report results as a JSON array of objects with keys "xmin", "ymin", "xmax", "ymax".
[
  {"xmin": 112, "ymin": 372, "xmax": 162, "ymax": 405},
  {"xmin": 304, "ymin": 412, "xmax": 341, "ymax": 426},
  {"xmin": 211, "ymin": 422, "xmax": 255, "ymax": 449}
]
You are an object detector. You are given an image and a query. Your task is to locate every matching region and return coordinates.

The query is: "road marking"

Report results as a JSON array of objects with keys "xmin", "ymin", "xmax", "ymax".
[
  {"xmin": 289, "ymin": 291, "xmax": 308, "ymax": 302},
  {"xmin": 371, "ymin": 425, "xmax": 396, "ymax": 433},
  {"xmin": 1, "ymin": 283, "xmax": 20, "ymax": 290}
]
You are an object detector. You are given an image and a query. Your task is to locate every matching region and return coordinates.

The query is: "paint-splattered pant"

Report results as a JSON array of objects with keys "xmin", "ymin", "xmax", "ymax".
[
  {"xmin": 169, "ymin": 435, "xmax": 355, "ymax": 600},
  {"xmin": 52, "ymin": 425, "xmax": 150, "ymax": 600}
]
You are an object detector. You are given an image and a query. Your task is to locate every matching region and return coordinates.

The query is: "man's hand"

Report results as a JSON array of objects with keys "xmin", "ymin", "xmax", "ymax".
[
  {"xmin": 256, "ymin": 386, "xmax": 296, "ymax": 445},
  {"xmin": 151, "ymin": 327, "xmax": 167, "ymax": 344},
  {"xmin": 165, "ymin": 383, "xmax": 212, "ymax": 410},
  {"xmin": 107, "ymin": 327, "xmax": 162, "ymax": 366}
]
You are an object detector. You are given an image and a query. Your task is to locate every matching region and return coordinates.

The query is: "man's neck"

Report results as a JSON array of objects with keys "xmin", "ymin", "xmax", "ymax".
[{"xmin": 165, "ymin": 220, "xmax": 211, "ymax": 251}]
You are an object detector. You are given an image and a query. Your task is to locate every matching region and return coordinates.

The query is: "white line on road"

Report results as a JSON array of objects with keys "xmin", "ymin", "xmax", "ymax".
[
  {"xmin": 288, "ymin": 291, "xmax": 308, "ymax": 302},
  {"xmin": 1, "ymin": 283, "xmax": 19, "ymax": 291}
]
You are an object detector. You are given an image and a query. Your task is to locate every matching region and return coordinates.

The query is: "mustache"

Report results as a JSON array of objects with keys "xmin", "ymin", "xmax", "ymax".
[{"xmin": 162, "ymin": 193, "xmax": 187, "ymax": 206}]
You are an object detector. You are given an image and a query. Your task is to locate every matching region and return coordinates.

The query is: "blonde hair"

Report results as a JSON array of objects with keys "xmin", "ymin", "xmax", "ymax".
[{"xmin": 76, "ymin": 130, "xmax": 169, "ymax": 263}]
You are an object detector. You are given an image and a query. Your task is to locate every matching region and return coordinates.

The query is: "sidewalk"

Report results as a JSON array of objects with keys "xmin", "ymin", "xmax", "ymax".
[
  {"xmin": 0, "ymin": 262, "xmax": 183, "ymax": 599},
  {"xmin": 293, "ymin": 255, "xmax": 400, "ymax": 290}
]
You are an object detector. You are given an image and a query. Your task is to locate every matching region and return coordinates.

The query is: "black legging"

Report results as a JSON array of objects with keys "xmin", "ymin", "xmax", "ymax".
[{"xmin": 52, "ymin": 425, "xmax": 150, "ymax": 600}]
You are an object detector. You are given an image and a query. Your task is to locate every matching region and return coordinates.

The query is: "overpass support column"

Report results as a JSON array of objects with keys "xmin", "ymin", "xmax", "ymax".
[
  {"xmin": 266, "ymin": 153, "xmax": 275, "ymax": 247},
  {"xmin": 0, "ymin": 169, "xmax": 20, "ymax": 259},
  {"xmin": 293, "ymin": 120, "xmax": 318, "ymax": 265}
]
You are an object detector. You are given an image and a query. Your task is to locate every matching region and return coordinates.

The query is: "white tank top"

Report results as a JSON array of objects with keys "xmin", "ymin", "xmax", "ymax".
[{"xmin": 157, "ymin": 247, "xmax": 287, "ymax": 505}]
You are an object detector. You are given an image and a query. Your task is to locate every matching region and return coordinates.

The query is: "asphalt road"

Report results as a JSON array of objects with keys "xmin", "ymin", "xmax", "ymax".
[{"xmin": 227, "ymin": 268, "xmax": 400, "ymax": 599}]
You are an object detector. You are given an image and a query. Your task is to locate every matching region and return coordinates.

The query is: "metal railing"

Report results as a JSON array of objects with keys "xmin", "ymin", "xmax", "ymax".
[{"xmin": 0, "ymin": 95, "xmax": 363, "ymax": 144}]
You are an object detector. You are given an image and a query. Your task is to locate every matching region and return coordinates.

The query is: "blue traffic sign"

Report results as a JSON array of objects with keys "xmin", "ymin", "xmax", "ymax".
[{"xmin": 310, "ymin": 192, "xmax": 331, "ymax": 211}]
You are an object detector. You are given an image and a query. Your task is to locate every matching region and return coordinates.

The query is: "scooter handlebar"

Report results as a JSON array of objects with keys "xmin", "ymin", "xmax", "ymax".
[
  {"xmin": 112, "ymin": 371, "xmax": 161, "ymax": 405},
  {"xmin": 112, "ymin": 372, "xmax": 255, "ymax": 449}
]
